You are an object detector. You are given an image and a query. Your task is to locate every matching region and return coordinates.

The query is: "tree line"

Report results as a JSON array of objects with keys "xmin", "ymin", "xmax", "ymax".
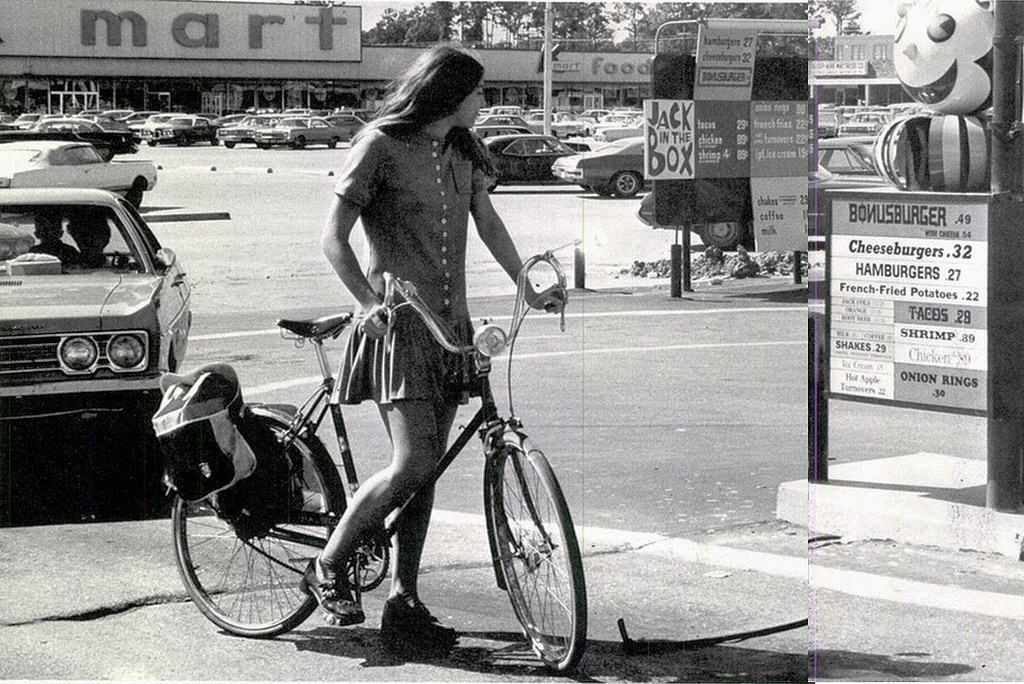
[{"xmin": 363, "ymin": 2, "xmax": 807, "ymax": 55}]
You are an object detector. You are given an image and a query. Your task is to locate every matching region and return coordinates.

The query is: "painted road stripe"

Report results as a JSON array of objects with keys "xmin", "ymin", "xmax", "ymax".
[
  {"xmin": 191, "ymin": 306, "xmax": 806, "ymax": 342},
  {"xmin": 245, "ymin": 340, "xmax": 801, "ymax": 396},
  {"xmin": 810, "ymin": 564, "xmax": 1024, "ymax": 620},
  {"xmin": 434, "ymin": 509, "xmax": 1024, "ymax": 618}
]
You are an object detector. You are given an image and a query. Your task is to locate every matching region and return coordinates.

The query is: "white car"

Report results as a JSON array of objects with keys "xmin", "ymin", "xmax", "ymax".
[
  {"xmin": 0, "ymin": 141, "xmax": 157, "ymax": 207},
  {"xmin": 592, "ymin": 122, "xmax": 643, "ymax": 143},
  {"xmin": 524, "ymin": 112, "xmax": 584, "ymax": 138}
]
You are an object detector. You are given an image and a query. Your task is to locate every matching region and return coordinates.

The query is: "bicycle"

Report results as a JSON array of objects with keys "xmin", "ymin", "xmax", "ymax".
[{"xmin": 170, "ymin": 253, "xmax": 588, "ymax": 672}]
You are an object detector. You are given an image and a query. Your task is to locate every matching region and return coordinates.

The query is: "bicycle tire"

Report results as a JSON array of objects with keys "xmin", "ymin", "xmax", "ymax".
[
  {"xmin": 486, "ymin": 435, "xmax": 587, "ymax": 672},
  {"xmin": 171, "ymin": 407, "xmax": 346, "ymax": 638}
]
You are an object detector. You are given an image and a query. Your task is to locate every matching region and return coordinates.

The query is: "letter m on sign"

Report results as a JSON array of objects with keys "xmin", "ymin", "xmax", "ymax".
[{"xmin": 81, "ymin": 10, "xmax": 147, "ymax": 47}]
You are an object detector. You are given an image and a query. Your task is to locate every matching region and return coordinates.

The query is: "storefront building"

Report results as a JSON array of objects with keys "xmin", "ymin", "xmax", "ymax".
[
  {"xmin": 1, "ymin": 0, "xmax": 652, "ymax": 115},
  {"xmin": 812, "ymin": 33, "xmax": 906, "ymax": 106}
]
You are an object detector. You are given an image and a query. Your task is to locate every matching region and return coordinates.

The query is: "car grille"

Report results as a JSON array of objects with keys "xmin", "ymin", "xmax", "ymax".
[{"xmin": 0, "ymin": 331, "xmax": 150, "ymax": 377}]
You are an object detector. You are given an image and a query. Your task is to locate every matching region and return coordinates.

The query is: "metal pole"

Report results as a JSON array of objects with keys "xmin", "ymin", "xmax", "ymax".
[
  {"xmin": 543, "ymin": 3, "xmax": 553, "ymax": 137},
  {"xmin": 574, "ymin": 241, "xmax": 585, "ymax": 290},
  {"xmin": 987, "ymin": 0, "xmax": 1024, "ymax": 511}
]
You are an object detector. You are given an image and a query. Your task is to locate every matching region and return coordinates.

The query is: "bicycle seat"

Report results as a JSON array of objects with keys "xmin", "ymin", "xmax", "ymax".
[{"xmin": 276, "ymin": 312, "xmax": 354, "ymax": 340}]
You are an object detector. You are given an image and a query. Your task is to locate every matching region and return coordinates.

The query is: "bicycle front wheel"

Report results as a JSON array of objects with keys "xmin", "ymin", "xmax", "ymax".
[
  {"xmin": 486, "ymin": 437, "xmax": 587, "ymax": 672},
  {"xmin": 171, "ymin": 408, "xmax": 345, "ymax": 638}
]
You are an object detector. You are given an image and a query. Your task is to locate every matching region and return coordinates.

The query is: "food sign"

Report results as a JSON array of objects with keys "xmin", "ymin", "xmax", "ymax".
[
  {"xmin": 643, "ymin": 99, "xmax": 695, "ymax": 180},
  {"xmin": 828, "ymin": 193, "xmax": 988, "ymax": 413}
]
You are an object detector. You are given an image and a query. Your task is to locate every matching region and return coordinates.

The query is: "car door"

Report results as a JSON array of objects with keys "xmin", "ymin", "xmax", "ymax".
[{"xmin": 68, "ymin": 144, "xmax": 117, "ymax": 189}]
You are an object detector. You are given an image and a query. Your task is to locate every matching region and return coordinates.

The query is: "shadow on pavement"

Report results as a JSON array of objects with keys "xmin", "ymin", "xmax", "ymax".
[
  {"xmin": 283, "ymin": 626, "xmax": 808, "ymax": 681},
  {"xmin": 811, "ymin": 649, "xmax": 973, "ymax": 679},
  {"xmin": 732, "ymin": 286, "xmax": 808, "ymax": 305}
]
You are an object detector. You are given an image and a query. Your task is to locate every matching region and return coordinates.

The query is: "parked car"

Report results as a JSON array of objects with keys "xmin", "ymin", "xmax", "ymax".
[
  {"xmin": 524, "ymin": 112, "xmax": 585, "ymax": 138},
  {"xmin": 593, "ymin": 125, "xmax": 642, "ymax": 143},
  {"xmin": 212, "ymin": 113, "xmax": 249, "ymax": 129},
  {"xmin": 490, "ymin": 106, "xmax": 524, "ymax": 117},
  {"xmin": 133, "ymin": 114, "xmax": 176, "ymax": 142},
  {"xmin": 577, "ymin": 109, "xmax": 611, "ymax": 124},
  {"xmin": 217, "ymin": 114, "xmax": 282, "ymax": 148},
  {"xmin": 102, "ymin": 109, "xmax": 136, "ymax": 121},
  {"xmin": 0, "ymin": 141, "xmax": 157, "ymax": 207},
  {"xmin": 817, "ymin": 110, "xmax": 839, "ymax": 138},
  {"xmin": 0, "ymin": 188, "xmax": 192, "ymax": 522},
  {"xmin": 74, "ymin": 114, "xmax": 132, "ymax": 133},
  {"xmin": 13, "ymin": 113, "xmax": 43, "ymax": 129},
  {"xmin": 146, "ymin": 116, "xmax": 219, "ymax": 146},
  {"xmin": 0, "ymin": 119, "xmax": 137, "ymax": 160},
  {"xmin": 253, "ymin": 116, "xmax": 349, "ymax": 148},
  {"xmin": 123, "ymin": 110, "xmax": 164, "ymax": 134},
  {"xmin": 475, "ymin": 115, "xmax": 531, "ymax": 128},
  {"xmin": 323, "ymin": 113, "xmax": 366, "ymax": 141},
  {"xmin": 581, "ymin": 113, "xmax": 636, "ymax": 137},
  {"xmin": 837, "ymin": 111, "xmax": 889, "ymax": 136},
  {"xmin": 481, "ymin": 134, "xmax": 576, "ymax": 184},
  {"xmin": 817, "ymin": 136, "xmax": 878, "ymax": 176},
  {"xmin": 551, "ymin": 137, "xmax": 647, "ymax": 198},
  {"xmin": 636, "ymin": 191, "xmax": 750, "ymax": 250},
  {"xmin": 473, "ymin": 124, "xmax": 533, "ymax": 139}
]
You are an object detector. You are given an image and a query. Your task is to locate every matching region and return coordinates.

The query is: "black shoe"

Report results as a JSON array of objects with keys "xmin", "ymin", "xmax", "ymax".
[
  {"xmin": 379, "ymin": 593, "xmax": 458, "ymax": 654},
  {"xmin": 299, "ymin": 558, "xmax": 365, "ymax": 625}
]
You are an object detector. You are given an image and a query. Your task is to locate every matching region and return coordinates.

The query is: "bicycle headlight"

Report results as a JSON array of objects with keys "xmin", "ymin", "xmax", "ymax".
[
  {"xmin": 59, "ymin": 336, "xmax": 99, "ymax": 372},
  {"xmin": 107, "ymin": 334, "xmax": 146, "ymax": 369},
  {"xmin": 473, "ymin": 325, "xmax": 508, "ymax": 357}
]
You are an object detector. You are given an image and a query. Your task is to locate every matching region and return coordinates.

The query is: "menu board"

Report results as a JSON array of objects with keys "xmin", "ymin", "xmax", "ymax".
[
  {"xmin": 694, "ymin": 100, "xmax": 751, "ymax": 178},
  {"xmin": 694, "ymin": 25, "xmax": 757, "ymax": 101},
  {"xmin": 749, "ymin": 100, "xmax": 808, "ymax": 177},
  {"xmin": 828, "ymin": 195, "xmax": 988, "ymax": 413}
]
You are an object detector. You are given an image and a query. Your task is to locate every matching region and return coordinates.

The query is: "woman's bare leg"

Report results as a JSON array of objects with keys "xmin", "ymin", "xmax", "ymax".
[{"xmin": 319, "ymin": 399, "xmax": 445, "ymax": 573}]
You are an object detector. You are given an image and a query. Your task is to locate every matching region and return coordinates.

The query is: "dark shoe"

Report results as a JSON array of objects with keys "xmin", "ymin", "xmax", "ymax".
[
  {"xmin": 379, "ymin": 593, "xmax": 457, "ymax": 654},
  {"xmin": 299, "ymin": 558, "xmax": 365, "ymax": 625}
]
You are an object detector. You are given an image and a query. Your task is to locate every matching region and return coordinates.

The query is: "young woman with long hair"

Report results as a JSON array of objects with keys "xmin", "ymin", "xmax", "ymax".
[{"xmin": 307, "ymin": 45, "xmax": 560, "ymax": 654}]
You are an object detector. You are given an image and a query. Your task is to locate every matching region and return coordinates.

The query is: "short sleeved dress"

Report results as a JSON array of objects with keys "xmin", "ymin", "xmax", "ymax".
[{"xmin": 333, "ymin": 127, "xmax": 493, "ymax": 405}]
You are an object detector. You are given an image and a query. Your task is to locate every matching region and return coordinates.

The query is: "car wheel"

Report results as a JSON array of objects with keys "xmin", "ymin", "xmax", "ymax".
[
  {"xmin": 291, "ymin": 136, "xmax": 306, "ymax": 149},
  {"xmin": 699, "ymin": 222, "xmax": 747, "ymax": 250},
  {"xmin": 126, "ymin": 177, "xmax": 147, "ymax": 208},
  {"xmin": 595, "ymin": 184, "xmax": 615, "ymax": 197},
  {"xmin": 611, "ymin": 171, "xmax": 642, "ymax": 198},
  {"xmin": 176, "ymin": 133, "xmax": 193, "ymax": 147},
  {"xmin": 224, "ymin": 141, "xmax": 235, "ymax": 148},
  {"xmin": 147, "ymin": 141, "xmax": 157, "ymax": 147},
  {"xmin": 327, "ymin": 137, "xmax": 339, "ymax": 149},
  {"xmin": 209, "ymin": 138, "xmax": 219, "ymax": 146}
]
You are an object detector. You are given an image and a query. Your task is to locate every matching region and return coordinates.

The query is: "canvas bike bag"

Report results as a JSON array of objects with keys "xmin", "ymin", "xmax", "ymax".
[{"xmin": 151, "ymin": 364, "xmax": 256, "ymax": 502}]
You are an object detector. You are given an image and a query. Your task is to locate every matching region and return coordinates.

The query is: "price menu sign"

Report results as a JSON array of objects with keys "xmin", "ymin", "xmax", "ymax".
[
  {"xmin": 828, "ymin": 194, "xmax": 988, "ymax": 413},
  {"xmin": 694, "ymin": 101, "xmax": 750, "ymax": 178}
]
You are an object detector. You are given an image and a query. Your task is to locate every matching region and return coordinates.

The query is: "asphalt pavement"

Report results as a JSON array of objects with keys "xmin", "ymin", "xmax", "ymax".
[{"xmin": 2, "ymin": 276, "xmax": 811, "ymax": 682}]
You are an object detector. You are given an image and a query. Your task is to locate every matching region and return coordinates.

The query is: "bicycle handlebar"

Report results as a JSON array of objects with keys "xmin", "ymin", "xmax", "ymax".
[{"xmin": 381, "ymin": 251, "xmax": 567, "ymax": 357}]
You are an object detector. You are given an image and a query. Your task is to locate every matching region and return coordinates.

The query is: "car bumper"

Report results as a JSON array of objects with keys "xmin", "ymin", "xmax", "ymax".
[
  {"xmin": 0, "ymin": 375, "xmax": 162, "ymax": 401},
  {"xmin": 553, "ymin": 168, "xmax": 583, "ymax": 182}
]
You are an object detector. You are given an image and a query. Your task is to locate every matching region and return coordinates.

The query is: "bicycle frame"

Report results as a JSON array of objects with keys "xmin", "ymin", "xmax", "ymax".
[{"xmin": 273, "ymin": 252, "xmax": 567, "ymax": 588}]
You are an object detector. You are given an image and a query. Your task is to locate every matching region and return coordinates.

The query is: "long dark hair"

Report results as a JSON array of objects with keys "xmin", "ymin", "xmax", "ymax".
[{"xmin": 362, "ymin": 45, "xmax": 493, "ymax": 174}]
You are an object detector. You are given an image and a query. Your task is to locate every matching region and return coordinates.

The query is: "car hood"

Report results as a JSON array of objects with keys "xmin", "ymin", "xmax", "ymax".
[{"xmin": 0, "ymin": 273, "xmax": 160, "ymax": 334}]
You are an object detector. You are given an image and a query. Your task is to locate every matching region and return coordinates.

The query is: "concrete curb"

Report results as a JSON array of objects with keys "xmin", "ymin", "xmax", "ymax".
[{"xmin": 777, "ymin": 453, "xmax": 1024, "ymax": 559}]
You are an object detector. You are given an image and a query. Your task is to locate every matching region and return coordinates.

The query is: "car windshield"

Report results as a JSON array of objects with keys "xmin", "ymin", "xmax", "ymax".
[
  {"xmin": 277, "ymin": 118, "xmax": 305, "ymax": 127},
  {"xmin": 0, "ymin": 204, "xmax": 143, "ymax": 273}
]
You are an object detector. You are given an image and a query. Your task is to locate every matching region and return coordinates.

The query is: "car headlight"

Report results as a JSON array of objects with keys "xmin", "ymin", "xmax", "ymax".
[
  {"xmin": 473, "ymin": 325, "xmax": 507, "ymax": 357},
  {"xmin": 107, "ymin": 334, "xmax": 145, "ymax": 369},
  {"xmin": 59, "ymin": 336, "xmax": 98, "ymax": 372}
]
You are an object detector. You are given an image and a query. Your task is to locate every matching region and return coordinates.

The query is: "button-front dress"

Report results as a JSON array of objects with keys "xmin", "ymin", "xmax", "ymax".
[{"xmin": 333, "ymin": 128, "xmax": 492, "ymax": 405}]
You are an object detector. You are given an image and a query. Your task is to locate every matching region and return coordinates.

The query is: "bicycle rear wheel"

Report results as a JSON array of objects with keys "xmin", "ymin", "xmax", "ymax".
[
  {"xmin": 171, "ymin": 408, "xmax": 345, "ymax": 637},
  {"xmin": 486, "ymin": 436, "xmax": 587, "ymax": 672}
]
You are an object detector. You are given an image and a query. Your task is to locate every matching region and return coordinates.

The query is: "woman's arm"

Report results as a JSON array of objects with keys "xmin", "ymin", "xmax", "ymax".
[
  {"xmin": 470, "ymin": 189, "xmax": 524, "ymax": 283},
  {"xmin": 471, "ymin": 189, "xmax": 564, "ymax": 311},
  {"xmin": 321, "ymin": 195, "xmax": 381, "ymax": 310}
]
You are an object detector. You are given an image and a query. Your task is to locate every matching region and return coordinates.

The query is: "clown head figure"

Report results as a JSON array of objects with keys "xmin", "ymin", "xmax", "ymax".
[{"xmin": 894, "ymin": 0, "xmax": 994, "ymax": 114}]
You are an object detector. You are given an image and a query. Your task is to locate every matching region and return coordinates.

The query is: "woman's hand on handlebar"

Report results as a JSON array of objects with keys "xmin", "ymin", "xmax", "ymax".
[
  {"xmin": 526, "ymin": 284, "xmax": 567, "ymax": 313},
  {"xmin": 357, "ymin": 303, "xmax": 388, "ymax": 340}
]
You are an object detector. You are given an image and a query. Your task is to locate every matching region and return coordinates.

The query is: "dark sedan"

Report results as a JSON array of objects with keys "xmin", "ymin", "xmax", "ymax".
[{"xmin": 482, "ymin": 134, "xmax": 576, "ymax": 185}]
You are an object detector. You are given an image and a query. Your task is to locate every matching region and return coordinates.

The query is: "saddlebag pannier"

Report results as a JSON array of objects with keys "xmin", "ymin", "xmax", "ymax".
[{"xmin": 152, "ymin": 363, "xmax": 256, "ymax": 502}]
